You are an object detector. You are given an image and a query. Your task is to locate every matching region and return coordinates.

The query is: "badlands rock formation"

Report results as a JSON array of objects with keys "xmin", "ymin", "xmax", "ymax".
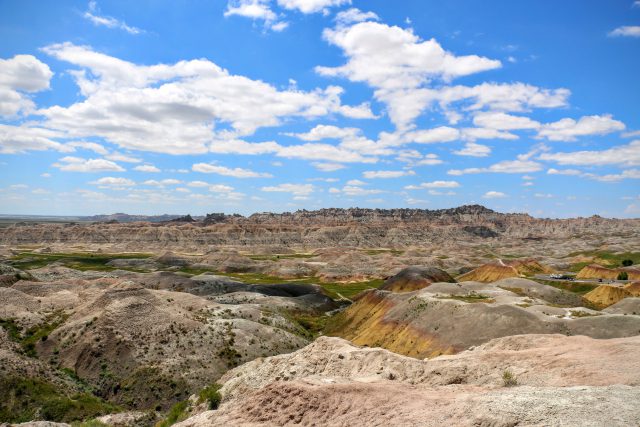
[
  {"xmin": 379, "ymin": 266, "xmax": 455, "ymax": 293},
  {"xmin": 576, "ymin": 264, "xmax": 640, "ymax": 281},
  {"xmin": 2, "ymin": 205, "xmax": 638, "ymax": 252},
  {"xmin": 456, "ymin": 258, "xmax": 552, "ymax": 282},
  {"xmin": 175, "ymin": 334, "xmax": 640, "ymax": 426},
  {"xmin": 325, "ymin": 278, "xmax": 640, "ymax": 358}
]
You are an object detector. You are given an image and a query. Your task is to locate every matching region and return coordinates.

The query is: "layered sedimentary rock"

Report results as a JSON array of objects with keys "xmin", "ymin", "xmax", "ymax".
[
  {"xmin": 576, "ymin": 264, "xmax": 640, "ymax": 281},
  {"xmin": 1, "ymin": 205, "xmax": 638, "ymax": 251}
]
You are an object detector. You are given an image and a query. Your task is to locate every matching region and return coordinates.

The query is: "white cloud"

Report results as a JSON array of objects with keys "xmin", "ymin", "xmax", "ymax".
[
  {"xmin": 483, "ymin": 191, "xmax": 507, "ymax": 199},
  {"xmin": 427, "ymin": 190, "xmax": 455, "ymax": 196},
  {"xmin": 335, "ymin": 8, "xmax": 378, "ymax": 25},
  {"xmin": 312, "ymin": 162, "xmax": 346, "ymax": 172},
  {"xmin": 537, "ymin": 114, "xmax": 625, "ymax": 141},
  {"xmin": 0, "ymin": 124, "xmax": 68, "ymax": 154},
  {"xmin": 316, "ymin": 20, "xmax": 501, "ymax": 129},
  {"xmin": 192, "ymin": 163, "xmax": 273, "ymax": 178},
  {"xmin": 429, "ymin": 82, "xmax": 570, "ymax": 115},
  {"xmin": 472, "ymin": 111, "xmax": 540, "ymax": 130},
  {"xmin": 106, "ymin": 152, "xmax": 142, "ymax": 163},
  {"xmin": 539, "ymin": 140, "xmax": 640, "ymax": 167},
  {"xmin": 453, "ymin": 142, "xmax": 491, "ymax": 157},
  {"xmin": 337, "ymin": 102, "xmax": 377, "ymax": 119},
  {"xmin": 261, "ymin": 183, "xmax": 314, "ymax": 196},
  {"xmin": 134, "ymin": 164, "xmax": 161, "ymax": 173},
  {"xmin": 448, "ymin": 159, "xmax": 542, "ymax": 175},
  {"xmin": 66, "ymin": 141, "xmax": 108, "ymax": 155},
  {"xmin": 363, "ymin": 170, "xmax": 415, "ymax": 179},
  {"xmin": 39, "ymin": 43, "xmax": 351, "ymax": 155},
  {"xmin": 288, "ymin": 124, "xmax": 360, "ymax": 141},
  {"xmin": 405, "ymin": 180, "xmax": 460, "ymax": 189},
  {"xmin": 609, "ymin": 26, "xmax": 640, "ymax": 37},
  {"xmin": 339, "ymin": 185, "xmax": 383, "ymax": 196},
  {"xmin": 83, "ymin": 1, "xmax": 143, "ymax": 35},
  {"xmin": 0, "ymin": 54, "xmax": 53, "ymax": 117},
  {"xmin": 90, "ymin": 176, "xmax": 135, "ymax": 187},
  {"xmin": 224, "ymin": 0, "xmax": 287, "ymax": 32},
  {"xmin": 53, "ymin": 156, "xmax": 125, "ymax": 172},
  {"xmin": 461, "ymin": 127, "xmax": 518, "ymax": 141},
  {"xmin": 187, "ymin": 181, "xmax": 210, "ymax": 187},
  {"xmin": 534, "ymin": 193, "xmax": 554, "ymax": 198},
  {"xmin": 277, "ymin": 0, "xmax": 351, "ymax": 14},
  {"xmin": 405, "ymin": 126, "xmax": 460, "ymax": 144},
  {"xmin": 547, "ymin": 168, "xmax": 582, "ymax": 176},
  {"xmin": 209, "ymin": 184, "xmax": 235, "ymax": 193},
  {"xmin": 143, "ymin": 179, "xmax": 182, "ymax": 186}
]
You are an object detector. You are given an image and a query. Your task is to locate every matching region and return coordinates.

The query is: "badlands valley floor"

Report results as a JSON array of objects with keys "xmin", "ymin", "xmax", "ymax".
[{"xmin": 1, "ymin": 207, "xmax": 640, "ymax": 426}]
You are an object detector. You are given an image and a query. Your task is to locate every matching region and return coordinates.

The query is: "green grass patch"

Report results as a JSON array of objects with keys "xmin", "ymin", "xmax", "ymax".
[
  {"xmin": 9, "ymin": 251, "xmax": 153, "ymax": 271},
  {"xmin": 437, "ymin": 293, "xmax": 495, "ymax": 303},
  {"xmin": 156, "ymin": 400, "xmax": 189, "ymax": 427},
  {"xmin": 0, "ymin": 377, "xmax": 119, "ymax": 423},
  {"xmin": 1, "ymin": 311, "xmax": 68, "ymax": 357},
  {"xmin": 567, "ymin": 251, "xmax": 640, "ymax": 271},
  {"xmin": 178, "ymin": 269, "xmax": 385, "ymax": 300},
  {"xmin": 533, "ymin": 279, "xmax": 598, "ymax": 295},
  {"xmin": 362, "ymin": 249, "xmax": 404, "ymax": 256},
  {"xmin": 198, "ymin": 384, "xmax": 222, "ymax": 410}
]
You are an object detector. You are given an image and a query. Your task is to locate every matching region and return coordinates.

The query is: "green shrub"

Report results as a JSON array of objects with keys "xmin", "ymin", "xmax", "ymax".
[
  {"xmin": 156, "ymin": 400, "xmax": 189, "ymax": 427},
  {"xmin": 622, "ymin": 259, "xmax": 634, "ymax": 267},
  {"xmin": 617, "ymin": 271, "xmax": 629, "ymax": 281},
  {"xmin": 198, "ymin": 384, "xmax": 222, "ymax": 410},
  {"xmin": 502, "ymin": 370, "xmax": 518, "ymax": 387}
]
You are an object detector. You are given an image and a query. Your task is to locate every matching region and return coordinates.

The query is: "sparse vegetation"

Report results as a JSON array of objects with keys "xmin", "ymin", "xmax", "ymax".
[
  {"xmin": 502, "ymin": 370, "xmax": 518, "ymax": 387},
  {"xmin": 0, "ymin": 377, "xmax": 119, "ymax": 423},
  {"xmin": 0, "ymin": 311, "xmax": 69, "ymax": 357},
  {"xmin": 198, "ymin": 383, "xmax": 222, "ymax": 410},
  {"xmin": 9, "ymin": 251, "xmax": 153, "ymax": 271},
  {"xmin": 568, "ymin": 251, "xmax": 640, "ymax": 272},
  {"xmin": 156, "ymin": 400, "xmax": 189, "ymax": 427},
  {"xmin": 617, "ymin": 271, "xmax": 628, "ymax": 280},
  {"xmin": 437, "ymin": 293, "xmax": 495, "ymax": 303}
]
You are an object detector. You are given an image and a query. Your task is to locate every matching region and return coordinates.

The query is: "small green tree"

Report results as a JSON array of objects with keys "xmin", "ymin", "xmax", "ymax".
[
  {"xmin": 622, "ymin": 259, "xmax": 633, "ymax": 267},
  {"xmin": 617, "ymin": 271, "xmax": 628, "ymax": 281}
]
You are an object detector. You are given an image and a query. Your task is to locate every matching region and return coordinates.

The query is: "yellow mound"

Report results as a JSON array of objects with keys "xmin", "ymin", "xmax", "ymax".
[
  {"xmin": 325, "ymin": 291, "xmax": 455, "ymax": 358},
  {"xmin": 623, "ymin": 282, "xmax": 640, "ymax": 297},
  {"xmin": 583, "ymin": 285, "xmax": 632, "ymax": 309},
  {"xmin": 576, "ymin": 265, "xmax": 640, "ymax": 281},
  {"xmin": 457, "ymin": 259, "xmax": 551, "ymax": 283}
]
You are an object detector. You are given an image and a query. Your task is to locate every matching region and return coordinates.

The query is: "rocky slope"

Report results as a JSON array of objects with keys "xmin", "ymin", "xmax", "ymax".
[
  {"xmin": 174, "ymin": 334, "xmax": 640, "ymax": 426},
  {"xmin": 325, "ymin": 277, "xmax": 640, "ymax": 358},
  {"xmin": 2, "ymin": 205, "xmax": 638, "ymax": 251}
]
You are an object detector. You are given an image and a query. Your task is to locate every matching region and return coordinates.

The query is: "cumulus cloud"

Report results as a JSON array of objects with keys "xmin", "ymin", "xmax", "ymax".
[
  {"xmin": 0, "ymin": 124, "xmax": 68, "ymax": 154},
  {"xmin": 316, "ymin": 20, "xmax": 501, "ymax": 129},
  {"xmin": 277, "ymin": 0, "xmax": 351, "ymax": 14},
  {"xmin": 134, "ymin": 164, "xmax": 161, "ymax": 173},
  {"xmin": 53, "ymin": 156, "xmax": 125, "ymax": 172},
  {"xmin": 90, "ymin": 176, "xmax": 135, "ymax": 188},
  {"xmin": 261, "ymin": 183, "xmax": 314, "ymax": 197},
  {"xmin": 224, "ymin": 0, "xmax": 287, "ymax": 31},
  {"xmin": 287, "ymin": 124, "xmax": 360, "ymax": 141},
  {"xmin": 472, "ymin": 112, "xmax": 540, "ymax": 130},
  {"xmin": 539, "ymin": 140, "xmax": 640, "ymax": 167},
  {"xmin": 192, "ymin": 163, "xmax": 273, "ymax": 178},
  {"xmin": 483, "ymin": 191, "xmax": 507, "ymax": 199},
  {"xmin": 362, "ymin": 170, "xmax": 415, "ymax": 179},
  {"xmin": 335, "ymin": 8, "xmax": 379, "ymax": 25},
  {"xmin": 448, "ymin": 158, "xmax": 542, "ymax": 175},
  {"xmin": 453, "ymin": 142, "xmax": 491, "ymax": 157},
  {"xmin": 38, "ymin": 43, "xmax": 352, "ymax": 155},
  {"xmin": 609, "ymin": 26, "xmax": 640, "ymax": 37},
  {"xmin": 537, "ymin": 114, "xmax": 625, "ymax": 141},
  {"xmin": 0, "ymin": 54, "xmax": 53, "ymax": 117},
  {"xmin": 405, "ymin": 180, "xmax": 460, "ymax": 189}
]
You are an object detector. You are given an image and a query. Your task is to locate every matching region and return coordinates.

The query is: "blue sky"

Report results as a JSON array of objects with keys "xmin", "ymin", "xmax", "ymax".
[{"xmin": 0, "ymin": 0, "xmax": 639, "ymax": 217}]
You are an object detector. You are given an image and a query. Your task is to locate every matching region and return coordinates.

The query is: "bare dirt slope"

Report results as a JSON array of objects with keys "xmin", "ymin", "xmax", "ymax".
[
  {"xmin": 325, "ymin": 278, "xmax": 640, "ymax": 358},
  {"xmin": 176, "ymin": 334, "xmax": 640, "ymax": 427}
]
